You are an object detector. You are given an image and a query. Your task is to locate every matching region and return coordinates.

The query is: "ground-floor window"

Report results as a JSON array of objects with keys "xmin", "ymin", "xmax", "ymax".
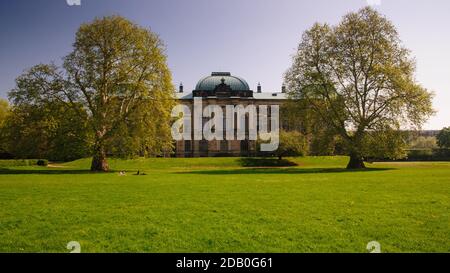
[
  {"xmin": 220, "ymin": 140, "xmax": 228, "ymax": 152},
  {"xmin": 199, "ymin": 140, "xmax": 208, "ymax": 156},
  {"xmin": 184, "ymin": 140, "xmax": 191, "ymax": 152},
  {"xmin": 240, "ymin": 140, "xmax": 249, "ymax": 152}
]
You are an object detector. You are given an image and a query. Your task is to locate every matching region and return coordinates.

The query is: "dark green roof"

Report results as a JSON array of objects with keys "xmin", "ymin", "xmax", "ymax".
[{"xmin": 195, "ymin": 72, "xmax": 250, "ymax": 91}]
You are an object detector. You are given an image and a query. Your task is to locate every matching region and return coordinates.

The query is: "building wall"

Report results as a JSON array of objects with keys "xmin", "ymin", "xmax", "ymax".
[{"xmin": 175, "ymin": 97, "xmax": 285, "ymax": 157}]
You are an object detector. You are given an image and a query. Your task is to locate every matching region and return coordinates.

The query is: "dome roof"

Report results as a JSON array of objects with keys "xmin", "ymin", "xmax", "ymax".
[{"xmin": 195, "ymin": 72, "xmax": 250, "ymax": 91}]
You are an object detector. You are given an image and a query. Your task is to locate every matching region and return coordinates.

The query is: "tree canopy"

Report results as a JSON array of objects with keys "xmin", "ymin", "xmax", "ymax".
[
  {"xmin": 1, "ymin": 101, "xmax": 91, "ymax": 161},
  {"xmin": 437, "ymin": 127, "xmax": 450, "ymax": 149},
  {"xmin": 285, "ymin": 7, "xmax": 434, "ymax": 168},
  {"xmin": 274, "ymin": 130, "xmax": 308, "ymax": 160}
]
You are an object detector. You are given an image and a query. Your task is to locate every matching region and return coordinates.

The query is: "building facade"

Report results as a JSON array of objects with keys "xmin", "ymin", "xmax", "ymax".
[{"xmin": 175, "ymin": 72, "xmax": 287, "ymax": 157}]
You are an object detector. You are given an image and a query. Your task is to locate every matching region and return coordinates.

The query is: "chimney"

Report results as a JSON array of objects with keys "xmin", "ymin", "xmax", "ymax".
[
  {"xmin": 257, "ymin": 82, "xmax": 261, "ymax": 93},
  {"xmin": 179, "ymin": 82, "xmax": 183, "ymax": 93},
  {"xmin": 282, "ymin": 84, "xmax": 286, "ymax": 93}
]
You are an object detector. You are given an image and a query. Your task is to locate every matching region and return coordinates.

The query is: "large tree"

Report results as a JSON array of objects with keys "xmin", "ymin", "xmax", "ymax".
[
  {"xmin": 285, "ymin": 7, "xmax": 434, "ymax": 169},
  {"xmin": 9, "ymin": 16, "xmax": 175, "ymax": 171}
]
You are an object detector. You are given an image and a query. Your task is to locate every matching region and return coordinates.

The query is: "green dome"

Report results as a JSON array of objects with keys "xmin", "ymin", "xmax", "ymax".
[{"xmin": 195, "ymin": 72, "xmax": 250, "ymax": 91}]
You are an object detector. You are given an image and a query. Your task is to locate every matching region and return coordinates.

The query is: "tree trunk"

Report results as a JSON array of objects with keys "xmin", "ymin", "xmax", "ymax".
[
  {"xmin": 347, "ymin": 152, "xmax": 366, "ymax": 169},
  {"xmin": 91, "ymin": 145, "xmax": 109, "ymax": 172},
  {"xmin": 90, "ymin": 129, "xmax": 109, "ymax": 173}
]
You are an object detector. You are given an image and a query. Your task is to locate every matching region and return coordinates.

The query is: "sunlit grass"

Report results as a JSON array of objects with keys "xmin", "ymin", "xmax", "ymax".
[{"xmin": 0, "ymin": 157, "xmax": 449, "ymax": 252}]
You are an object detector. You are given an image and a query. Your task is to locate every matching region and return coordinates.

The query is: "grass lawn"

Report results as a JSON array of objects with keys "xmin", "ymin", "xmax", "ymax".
[{"xmin": 0, "ymin": 156, "xmax": 449, "ymax": 253}]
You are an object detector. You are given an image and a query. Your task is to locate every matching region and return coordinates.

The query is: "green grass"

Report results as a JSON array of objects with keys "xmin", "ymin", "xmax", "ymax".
[{"xmin": 0, "ymin": 156, "xmax": 449, "ymax": 253}]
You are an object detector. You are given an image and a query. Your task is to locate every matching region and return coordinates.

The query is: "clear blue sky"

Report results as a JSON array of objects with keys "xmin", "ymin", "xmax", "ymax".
[{"xmin": 0, "ymin": 0, "xmax": 448, "ymax": 129}]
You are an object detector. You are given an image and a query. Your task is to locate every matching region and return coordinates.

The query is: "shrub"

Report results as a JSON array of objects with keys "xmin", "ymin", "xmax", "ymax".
[
  {"xmin": 258, "ymin": 130, "xmax": 308, "ymax": 160},
  {"xmin": 407, "ymin": 149, "xmax": 433, "ymax": 161},
  {"xmin": 405, "ymin": 149, "xmax": 450, "ymax": 161},
  {"xmin": 432, "ymin": 148, "xmax": 450, "ymax": 160},
  {"xmin": 36, "ymin": 159, "xmax": 49, "ymax": 166}
]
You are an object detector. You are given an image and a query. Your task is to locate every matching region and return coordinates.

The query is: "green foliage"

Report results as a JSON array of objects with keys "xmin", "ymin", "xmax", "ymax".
[
  {"xmin": 362, "ymin": 128, "xmax": 408, "ymax": 160},
  {"xmin": 0, "ymin": 99, "xmax": 10, "ymax": 155},
  {"xmin": 436, "ymin": 127, "xmax": 450, "ymax": 148},
  {"xmin": 1, "ymin": 102, "xmax": 91, "ymax": 161},
  {"xmin": 36, "ymin": 159, "xmax": 49, "ymax": 166},
  {"xmin": 108, "ymin": 100, "xmax": 174, "ymax": 158},
  {"xmin": 407, "ymin": 149, "xmax": 434, "ymax": 161},
  {"xmin": 8, "ymin": 16, "xmax": 175, "ymax": 171},
  {"xmin": 432, "ymin": 148, "xmax": 450, "ymax": 159},
  {"xmin": 0, "ymin": 99, "xmax": 8, "ymax": 126},
  {"xmin": 404, "ymin": 148, "xmax": 450, "ymax": 161},
  {"xmin": 285, "ymin": 7, "xmax": 434, "ymax": 168},
  {"xmin": 309, "ymin": 129, "xmax": 342, "ymax": 156},
  {"xmin": 281, "ymin": 100, "xmax": 340, "ymax": 156},
  {"xmin": 0, "ymin": 159, "xmax": 37, "ymax": 167},
  {"xmin": 408, "ymin": 136, "xmax": 438, "ymax": 149},
  {"xmin": 270, "ymin": 130, "xmax": 308, "ymax": 159}
]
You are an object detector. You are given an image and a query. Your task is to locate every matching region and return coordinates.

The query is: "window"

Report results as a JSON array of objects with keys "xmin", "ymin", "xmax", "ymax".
[
  {"xmin": 240, "ymin": 140, "xmax": 249, "ymax": 152},
  {"xmin": 184, "ymin": 140, "xmax": 191, "ymax": 152},
  {"xmin": 200, "ymin": 140, "xmax": 208, "ymax": 152},
  {"xmin": 220, "ymin": 140, "xmax": 228, "ymax": 152}
]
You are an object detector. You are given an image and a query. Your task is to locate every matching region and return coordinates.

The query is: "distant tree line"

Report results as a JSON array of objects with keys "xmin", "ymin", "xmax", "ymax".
[{"xmin": 402, "ymin": 127, "xmax": 450, "ymax": 161}]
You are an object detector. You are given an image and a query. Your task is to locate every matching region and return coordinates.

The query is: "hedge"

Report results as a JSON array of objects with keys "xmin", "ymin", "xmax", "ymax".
[
  {"xmin": 0, "ymin": 159, "xmax": 42, "ymax": 167},
  {"xmin": 405, "ymin": 149, "xmax": 450, "ymax": 161}
]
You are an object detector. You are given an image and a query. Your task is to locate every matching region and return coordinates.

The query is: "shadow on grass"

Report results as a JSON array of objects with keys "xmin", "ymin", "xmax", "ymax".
[
  {"xmin": 180, "ymin": 167, "xmax": 395, "ymax": 175},
  {"xmin": 0, "ymin": 168, "xmax": 94, "ymax": 175},
  {"xmin": 239, "ymin": 157, "xmax": 298, "ymax": 167}
]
